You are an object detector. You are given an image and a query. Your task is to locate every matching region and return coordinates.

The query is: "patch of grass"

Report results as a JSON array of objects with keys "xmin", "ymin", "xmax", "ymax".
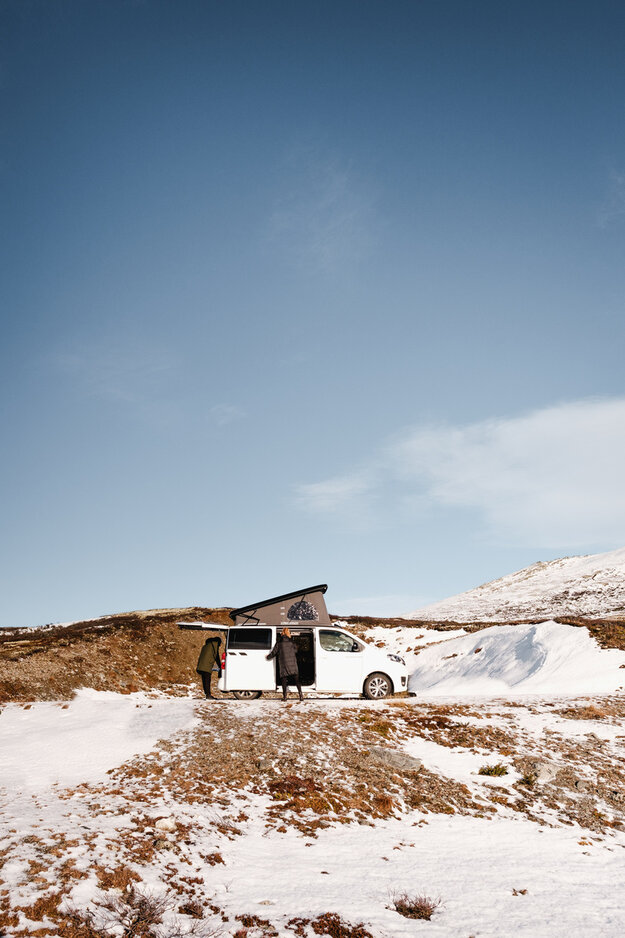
[
  {"xmin": 287, "ymin": 913, "xmax": 373, "ymax": 938},
  {"xmin": 236, "ymin": 912, "xmax": 278, "ymax": 936},
  {"xmin": 478, "ymin": 763, "xmax": 508, "ymax": 777},
  {"xmin": 391, "ymin": 893, "xmax": 442, "ymax": 921},
  {"xmin": 558, "ymin": 704, "xmax": 609, "ymax": 721},
  {"xmin": 357, "ymin": 712, "xmax": 393, "ymax": 738},
  {"xmin": 96, "ymin": 864, "xmax": 140, "ymax": 892}
]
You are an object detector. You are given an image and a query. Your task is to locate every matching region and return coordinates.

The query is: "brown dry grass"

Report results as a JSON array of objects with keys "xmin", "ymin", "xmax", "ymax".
[
  {"xmin": 0, "ymin": 606, "xmax": 231, "ymax": 702},
  {"xmin": 391, "ymin": 892, "xmax": 441, "ymax": 921},
  {"xmin": 557, "ymin": 704, "xmax": 611, "ymax": 721},
  {"xmin": 287, "ymin": 913, "xmax": 374, "ymax": 938}
]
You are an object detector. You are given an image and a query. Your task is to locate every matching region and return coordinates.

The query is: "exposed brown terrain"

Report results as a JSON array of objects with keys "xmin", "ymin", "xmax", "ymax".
[{"xmin": 0, "ymin": 607, "xmax": 231, "ymax": 703}]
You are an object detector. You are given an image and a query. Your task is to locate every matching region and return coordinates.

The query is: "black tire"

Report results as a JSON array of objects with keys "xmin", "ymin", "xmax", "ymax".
[
  {"xmin": 363, "ymin": 672, "xmax": 393, "ymax": 700},
  {"xmin": 232, "ymin": 690, "xmax": 262, "ymax": 700}
]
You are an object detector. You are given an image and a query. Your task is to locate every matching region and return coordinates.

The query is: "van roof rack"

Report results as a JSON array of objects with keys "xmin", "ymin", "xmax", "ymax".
[{"xmin": 229, "ymin": 584, "xmax": 328, "ymax": 621}]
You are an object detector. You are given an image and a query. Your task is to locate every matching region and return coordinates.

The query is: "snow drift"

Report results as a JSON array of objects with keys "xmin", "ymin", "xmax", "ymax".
[
  {"xmin": 408, "ymin": 620, "xmax": 625, "ymax": 696},
  {"xmin": 411, "ymin": 547, "xmax": 625, "ymax": 622},
  {"xmin": 0, "ymin": 689, "xmax": 198, "ymax": 792}
]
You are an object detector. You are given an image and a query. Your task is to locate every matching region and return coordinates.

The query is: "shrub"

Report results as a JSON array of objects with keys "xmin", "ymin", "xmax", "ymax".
[
  {"xmin": 559, "ymin": 704, "xmax": 608, "ymax": 721},
  {"xmin": 391, "ymin": 893, "xmax": 441, "ymax": 921},
  {"xmin": 63, "ymin": 887, "xmax": 222, "ymax": 937},
  {"xmin": 520, "ymin": 772, "xmax": 536, "ymax": 787},
  {"xmin": 287, "ymin": 913, "xmax": 373, "ymax": 938},
  {"xmin": 478, "ymin": 763, "xmax": 508, "ymax": 777}
]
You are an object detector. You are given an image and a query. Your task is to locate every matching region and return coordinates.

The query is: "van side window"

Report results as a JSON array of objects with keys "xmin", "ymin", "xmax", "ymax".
[
  {"xmin": 319, "ymin": 630, "xmax": 362, "ymax": 653},
  {"xmin": 228, "ymin": 628, "xmax": 272, "ymax": 650}
]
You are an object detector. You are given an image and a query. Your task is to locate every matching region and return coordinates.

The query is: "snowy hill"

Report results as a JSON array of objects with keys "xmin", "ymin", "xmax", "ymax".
[
  {"xmin": 410, "ymin": 547, "xmax": 625, "ymax": 622},
  {"xmin": 407, "ymin": 620, "xmax": 625, "ymax": 696}
]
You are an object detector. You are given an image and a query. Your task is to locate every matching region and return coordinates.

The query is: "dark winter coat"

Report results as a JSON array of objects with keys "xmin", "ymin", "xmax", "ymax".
[
  {"xmin": 197, "ymin": 636, "xmax": 221, "ymax": 673},
  {"xmin": 266, "ymin": 636, "xmax": 299, "ymax": 677}
]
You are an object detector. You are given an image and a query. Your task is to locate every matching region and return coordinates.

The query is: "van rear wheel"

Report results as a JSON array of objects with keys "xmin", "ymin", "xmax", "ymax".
[
  {"xmin": 363, "ymin": 672, "xmax": 392, "ymax": 700},
  {"xmin": 232, "ymin": 690, "xmax": 262, "ymax": 700}
]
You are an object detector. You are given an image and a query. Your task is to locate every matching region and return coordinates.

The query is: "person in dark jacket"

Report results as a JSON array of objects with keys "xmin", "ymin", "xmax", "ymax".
[
  {"xmin": 196, "ymin": 635, "xmax": 222, "ymax": 699},
  {"xmin": 266, "ymin": 627, "xmax": 303, "ymax": 701}
]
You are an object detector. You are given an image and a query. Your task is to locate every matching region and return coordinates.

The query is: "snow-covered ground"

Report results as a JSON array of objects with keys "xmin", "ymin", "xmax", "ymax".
[
  {"xmin": 408, "ymin": 620, "xmax": 625, "ymax": 696},
  {"xmin": 1, "ymin": 690, "xmax": 625, "ymax": 937},
  {"xmin": 364, "ymin": 623, "xmax": 468, "ymax": 654},
  {"xmin": 410, "ymin": 546, "xmax": 625, "ymax": 621},
  {"xmin": 364, "ymin": 620, "xmax": 625, "ymax": 697},
  {"xmin": 211, "ymin": 812, "xmax": 625, "ymax": 937},
  {"xmin": 0, "ymin": 689, "xmax": 198, "ymax": 792},
  {"xmin": 3, "ymin": 621, "xmax": 625, "ymax": 937}
]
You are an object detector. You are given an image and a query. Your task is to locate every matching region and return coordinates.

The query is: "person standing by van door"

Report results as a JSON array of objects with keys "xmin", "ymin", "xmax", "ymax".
[
  {"xmin": 196, "ymin": 635, "xmax": 222, "ymax": 699},
  {"xmin": 266, "ymin": 627, "xmax": 303, "ymax": 701}
]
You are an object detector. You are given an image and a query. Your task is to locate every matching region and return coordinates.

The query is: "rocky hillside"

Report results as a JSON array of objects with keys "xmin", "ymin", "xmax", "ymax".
[
  {"xmin": 0, "ymin": 607, "xmax": 232, "ymax": 703},
  {"xmin": 411, "ymin": 547, "xmax": 625, "ymax": 622}
]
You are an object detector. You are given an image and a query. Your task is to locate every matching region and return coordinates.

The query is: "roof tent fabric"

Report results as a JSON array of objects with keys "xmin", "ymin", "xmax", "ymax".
[{"xmin": 229, "ymin": 584, "xmax": 330, "ymax": 626}]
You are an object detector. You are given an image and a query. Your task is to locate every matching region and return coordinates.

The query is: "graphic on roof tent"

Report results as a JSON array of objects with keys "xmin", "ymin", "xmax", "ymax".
[
  {"xmin": 287, "ymin": 600, "xmax": 319, "ymax": 621},
  {"xmin": 229, "ymin": 585, "xmax": 330, "ymax": 626}
]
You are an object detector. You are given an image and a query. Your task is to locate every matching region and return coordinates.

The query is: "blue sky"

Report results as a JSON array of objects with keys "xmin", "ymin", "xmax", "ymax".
[{"xmin": 2, "ymin": 0, "xmax": 625, "ymax": 627}]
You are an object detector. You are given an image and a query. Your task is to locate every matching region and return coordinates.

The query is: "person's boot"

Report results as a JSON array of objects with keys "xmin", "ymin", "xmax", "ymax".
[{"xmin": 298, "ymin": 690, "xmax": 304, "ymax": 701}]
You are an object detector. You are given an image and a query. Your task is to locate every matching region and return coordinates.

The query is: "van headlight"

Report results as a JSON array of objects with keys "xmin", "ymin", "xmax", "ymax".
[{"xmin": 387, "ymin": 653, "xmax": 405, "ymax": 665}]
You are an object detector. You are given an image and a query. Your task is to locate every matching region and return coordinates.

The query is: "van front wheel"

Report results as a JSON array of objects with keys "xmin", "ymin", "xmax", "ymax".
[
  {"xmin": 232, "ymin": 690, "xmax": 262, "ymax": 700},
  {"xmin": 363, "ymin": 672, "xmax": 393, "ymax": 700}
]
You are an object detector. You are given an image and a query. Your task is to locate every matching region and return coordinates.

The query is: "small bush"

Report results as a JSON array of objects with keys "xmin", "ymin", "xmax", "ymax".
[
  {"xmin": 62, "ymin": 886, "xmax": 223, "ymax": 937},
  {"xmin": 520, "ymin": 772, "xmax": 536, "ymax": 787},
  {"xmin": 392, "ymin": 893, "xmax": 441, "ymax": 921},
  {"xmin": 478, "ymin": 763, "xmax": 508, "ymax": 777},
  {"xmin": 287, "ymin": 913, "xmax": 373, "ymax": 938},
  {"xmin": 559, "ymin": 704, "xmax": 609, "ymax": 721}
]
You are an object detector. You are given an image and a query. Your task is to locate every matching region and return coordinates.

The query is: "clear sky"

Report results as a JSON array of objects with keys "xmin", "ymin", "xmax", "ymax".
[{"xmin": 2, "ymin": 0, "xmax": 625, "ymax": 628}]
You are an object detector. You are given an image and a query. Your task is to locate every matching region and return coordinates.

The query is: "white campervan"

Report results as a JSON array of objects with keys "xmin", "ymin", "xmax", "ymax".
[
  {"xmin": 181, "ymin": 585, "xmax": 408, "ymax": 701},
  {"xmin": 219, "ymin": 621, "xmax": 407, "ymax": 700}
]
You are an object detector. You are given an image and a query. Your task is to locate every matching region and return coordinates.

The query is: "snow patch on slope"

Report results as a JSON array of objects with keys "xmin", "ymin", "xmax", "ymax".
[
  {"xmin": 365, "ymin": 624, "xmax": 467, "ymax": 654},
  {"xmin": 411, "ymin": 546, "xmax": 625, "ymax": 622},
  {"xmin": 0, "ymin": 689, "xmax": 198, "ymax": 792},
  {"xmin": 408, "ymin": 621, "xmax": 625, "ymax": 696}
]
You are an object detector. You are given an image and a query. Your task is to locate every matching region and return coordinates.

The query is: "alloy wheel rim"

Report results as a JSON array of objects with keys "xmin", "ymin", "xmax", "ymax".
[{"xmin": 370, "ymin": 678, "xmax": 388, "ymax": 697}]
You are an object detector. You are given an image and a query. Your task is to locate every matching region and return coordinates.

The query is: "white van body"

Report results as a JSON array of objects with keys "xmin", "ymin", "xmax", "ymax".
[{"xmin": 217, "ymin": 623, "xmax": 408, "ymax": 699}]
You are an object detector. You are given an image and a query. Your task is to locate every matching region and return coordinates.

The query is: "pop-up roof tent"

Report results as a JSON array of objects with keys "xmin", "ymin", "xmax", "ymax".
[{"xmin": 229, "ymin": 584, "xmax": 330, "ymax": 627}]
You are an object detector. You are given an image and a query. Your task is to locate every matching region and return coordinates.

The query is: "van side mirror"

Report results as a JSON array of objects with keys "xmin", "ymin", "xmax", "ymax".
[{"xmin": 352, "ymin": 641, "xmax": 360, "ymax": 652}]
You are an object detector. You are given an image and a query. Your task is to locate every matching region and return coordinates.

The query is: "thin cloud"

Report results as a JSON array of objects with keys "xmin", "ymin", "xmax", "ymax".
[
  {"xmin": 267, "ymin": 148, "xmax": 375, "ymax": 273},
  {"xmin": 295, "ymin": 397, "xmax": 625, "ymax": 549},
  {"xmin": 53, "ymin": 342, "xmax": 178, "ymax": 422},
  {"xmin": 597, "ymin": 170, "xmax": 625, "ymax": 228},
  {"xmin": 295, "ymin": 471, "xmax": 374, "ymax": 513},
  {"xmin": 209, "ymin": 403, "xmax": 246, "ymax": 427}
]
